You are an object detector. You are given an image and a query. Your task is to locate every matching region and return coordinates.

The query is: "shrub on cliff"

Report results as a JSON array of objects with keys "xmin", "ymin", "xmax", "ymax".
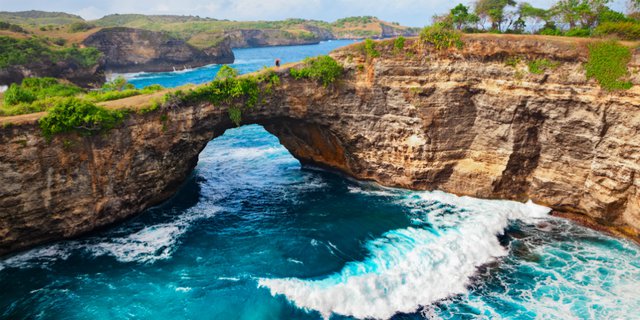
[
  {"xmin": 68, "ymin": 22, "xmax": 95, "ymax": 33},
  {"xmin": 39, "ymin": 98, "xmax": 126, "ymax": 139},
  {"xmin": 3, "ymin": 77, "xmax": 84, "ymax": 107},
  {"xmin": 585, "ymin": 41, "xmax": 633, "ymax": 91},
  {"xmin": 3, "ymin": 84, "xmax": 36, "ymax": 105},
  {"xmin": 393, "ymin": 36, "xmax": 405, "ymax": 54},
  {"xmin": 0, "ymin": 36, "xmax": 101, "ymax": 69},
  {"xmin": 594, "ymin": 22, "xmax": 640, "ymax": 40},
  {"xmin": 419, "ymin": 24, "xmax": 463, "ymax": 50},
  {"xmin": 290, "ymin": 55, "xmax": 343, "ymax": 87}
]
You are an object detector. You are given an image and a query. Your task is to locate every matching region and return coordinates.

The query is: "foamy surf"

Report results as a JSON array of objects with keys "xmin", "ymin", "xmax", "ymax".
[{"xmin": 258, "ymin": 191, "xmax": 550, "ymax": 319}]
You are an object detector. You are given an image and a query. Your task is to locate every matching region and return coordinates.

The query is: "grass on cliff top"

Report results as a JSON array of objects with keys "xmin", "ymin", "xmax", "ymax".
[
  {"xmin": 290, "ymin": 55, "xmax": 343, "ymax": 87},
  {"xmin": 164, "ymin": 65, "xmax": 281, "ymax": 126},
  {"xmin": 0, "ymin": 36, "xmax": 101, "ymax": 69},
  {"xmin": 420, "ymin": 24, "xmax": 463, "ymax": 50},
  {"xmin": 38, "ymin": 97, "xmax": 127, "ymax": 140},
  {"xmin": 0, "ymin": 77, "xmax": 164, "ymax": 116},
  {"xmin": 586, "ymin": 41, "xmax": 633, "ymax": 91}
]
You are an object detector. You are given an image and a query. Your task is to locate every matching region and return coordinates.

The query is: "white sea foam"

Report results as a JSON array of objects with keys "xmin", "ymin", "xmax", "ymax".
[
  {"xmin": 85, "ymin": 206, "xmax": 221, "ymax": 263},
  {"xmin": 258, "ymin": 191, "xmax": 550, "ymax": 319},
  {"xmin": 1, "ymin": 206, "xmax": 222, "ymax": 268}
]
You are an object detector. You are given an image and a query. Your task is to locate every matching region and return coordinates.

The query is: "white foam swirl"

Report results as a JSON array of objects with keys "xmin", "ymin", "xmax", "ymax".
[{"xmin": 258, "ymin": 191, "xmax": 549, "ymax": 319}]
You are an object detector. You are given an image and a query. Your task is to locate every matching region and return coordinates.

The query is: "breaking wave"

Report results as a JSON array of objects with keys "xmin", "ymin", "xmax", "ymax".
[{"xmin": 259, "ymin": 191, "xmax": 550, "ymax": 319}]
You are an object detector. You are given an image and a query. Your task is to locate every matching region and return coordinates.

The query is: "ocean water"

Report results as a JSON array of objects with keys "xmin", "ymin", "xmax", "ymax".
[{"xmin": 2, "ymin": 41, "xmax": 640, "ymax": 320}]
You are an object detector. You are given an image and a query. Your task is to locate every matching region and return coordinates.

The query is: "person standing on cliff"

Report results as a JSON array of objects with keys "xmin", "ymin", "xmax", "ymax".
[{"xmin": 275, "ymin": 59, "xmax": 281, "ymax": 68}]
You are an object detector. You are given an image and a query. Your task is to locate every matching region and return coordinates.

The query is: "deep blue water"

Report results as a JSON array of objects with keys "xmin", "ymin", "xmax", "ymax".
[{"xmin": 2, "ymin": 41, "xmax": 639, "ymax": 320}]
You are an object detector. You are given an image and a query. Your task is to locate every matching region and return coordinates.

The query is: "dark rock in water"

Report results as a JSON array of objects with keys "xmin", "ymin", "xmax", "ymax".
[{"xmin": 83, "ymin": 27, "xmax": 234, "ymax": 73}]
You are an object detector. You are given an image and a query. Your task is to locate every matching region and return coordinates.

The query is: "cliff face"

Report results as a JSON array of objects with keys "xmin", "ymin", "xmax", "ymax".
[
  {"xmin": 0, "ymin": 35, "xmax": 638, "ymax": 255},
  {"xmin": 224, "ymin": 29, "xmax": 323, "ymax": 48},
  {"xmin": 83, "ymin": 27, "xmax": 234, "ymax": 73},
  {"xmin": 0, "ymin": 55, "xmax": 105, "ymax": 88}
]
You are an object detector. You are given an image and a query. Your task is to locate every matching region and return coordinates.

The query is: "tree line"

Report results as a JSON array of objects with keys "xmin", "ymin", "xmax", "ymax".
[{"xmin": 433, "ymin": 0, "xmax": 640, "ymax": 39}]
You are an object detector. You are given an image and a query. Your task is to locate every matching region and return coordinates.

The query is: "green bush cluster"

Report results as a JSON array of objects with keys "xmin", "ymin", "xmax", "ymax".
[
  {"xmin": 0, "ymin": 21, "xmax": 27, "ymax": 33},
  {"xmin": 68, "ymin": 22, "xmax": 95, "ymax": 33},
  {"xmin": 585, "ymin": 41, "xmax": 633, "ymax": 91},
  {"xmin": 594, "ymin": 22, "xmax": 640, "ymax": 40},
  {"xmin": 363, "ymin": 38, "xmax": 380, "ymax": 58},
  {"xmin": 166, "ymin": 65, "xmax": 280, "ymax": 126},
  {"xmin": 86, "ymin": 77, "xmax": 164, "ymax": 102},
  {"xmin": 528, "ymin": 59, "xmax": 560, "ymax": 74},
  {"xmin": 393, "ymin": 36, "xmax": 405, "ymax": 54},
  {"xmin": 3, "ymin": 77, "xmax": 83, "ymax": 106},
  {"xmin": 290, "ymin": 55, "xmax": 343, "ymax": 87},
  {"xmin": 38, "ymin": 98, "xmax": 127, "ymax": 140},
  {"xmin": 0, "ymin": 36, "xmax": 102, "ymax": 69},
  {"xmin": 420, "ymin": 24, "xmax": 463, "ymax": 50}
]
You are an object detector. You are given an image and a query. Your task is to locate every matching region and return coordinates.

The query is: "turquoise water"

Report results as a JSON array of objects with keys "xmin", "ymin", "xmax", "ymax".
[{"xmin": 2, "ymin": 41, "xmax": 640, "ymax": 320}]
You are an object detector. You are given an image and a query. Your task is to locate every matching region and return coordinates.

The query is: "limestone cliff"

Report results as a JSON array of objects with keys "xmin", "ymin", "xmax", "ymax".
[
  {"xmin": 0, "ymin": 57, "xmax": 105, "ymax": 88},
  {"xmin": 0, "ymin": 35, "xmax": 638, "ymax": 256},
  {"xmin": 83, "ymin": 27, "xmax": 234, "ymax": 73},
  {"xmin": 224, "ymin": 29, "xmax": 324, "ymax": 48}
]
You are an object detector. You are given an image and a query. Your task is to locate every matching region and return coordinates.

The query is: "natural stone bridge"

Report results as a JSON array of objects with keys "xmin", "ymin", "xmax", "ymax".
[{"xmin": 1, "ymin": 35, "xmax": 639, "ymax": 255}]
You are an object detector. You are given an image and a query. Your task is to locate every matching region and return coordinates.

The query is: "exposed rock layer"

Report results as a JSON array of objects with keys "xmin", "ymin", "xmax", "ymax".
[
  {"xmin": 0, "ymin": 56, "xmax": 105, "ymax": 88},
  {"xmin": 83, "ymin": 27, "xmax": 234, "ymax": 73},
  {"xmin": 0, "ymin": 35, "xmax": 639, "ymax": 255}
]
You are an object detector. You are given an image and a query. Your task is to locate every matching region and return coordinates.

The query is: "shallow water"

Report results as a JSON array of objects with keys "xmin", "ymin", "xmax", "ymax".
[{"xmin": 2, "ymin": 41, "xmax": 639, "ymax": 320}]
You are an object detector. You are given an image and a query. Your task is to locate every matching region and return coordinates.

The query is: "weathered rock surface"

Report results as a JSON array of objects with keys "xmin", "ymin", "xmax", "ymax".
[
  {"xmin": 83, "ymin": 27, "xmax": 234, "ymax": 73},
  {"xmin": 224, "ymin": 29, "xmax": 323, "ymax": 48},
  {"xmin": 0, "ymin": 56, "xmax": 105, "ymax": 88},
  {"xmin": 0, "ymin": 35, "xmax": 639, "ymax": 255}
]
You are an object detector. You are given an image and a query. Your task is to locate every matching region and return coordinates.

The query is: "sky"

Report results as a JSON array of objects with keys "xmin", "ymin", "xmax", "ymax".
[{"xmin": 0, "ymin": 0, "xmax": 629, "ymax": 27}]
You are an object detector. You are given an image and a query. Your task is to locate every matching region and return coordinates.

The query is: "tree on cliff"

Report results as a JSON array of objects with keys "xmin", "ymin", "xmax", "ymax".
[
  {"xmin": 474, "ymin": 0, "xmax": 517, "ymax": 31},
  {"xmin": 549, "ymin": 0, "xmax": 612, "ymax": 29}
]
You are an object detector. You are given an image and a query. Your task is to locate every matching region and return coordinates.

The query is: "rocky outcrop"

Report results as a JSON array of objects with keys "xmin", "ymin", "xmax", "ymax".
[
  {"xmin": 224, "ymin": 29, "xmax": 322, "ymax": 48},
  {"xmin": 0, "ymin": 35, "xmax": 639, "ymax": 256},
  {"xmin": 380, "ymin": 24, "xmax": 419, "ymax": 38},
  {"xmin": 0, "ymin": 56, "xmax": 105, "ymax": 88},
  {"xmin": 83, "ymin": 27, "xmax": 234, "ymax": 73}
]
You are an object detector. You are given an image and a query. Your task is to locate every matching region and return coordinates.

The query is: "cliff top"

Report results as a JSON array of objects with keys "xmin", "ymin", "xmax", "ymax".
[{"xmin": 1, "ymin": 34, "xmax": 638, "ymax": 126}]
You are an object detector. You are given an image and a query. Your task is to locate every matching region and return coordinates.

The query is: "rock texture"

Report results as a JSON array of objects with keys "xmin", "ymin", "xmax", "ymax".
[
  {"xmin": 83, "ymin": 27, "xmax": 234, "ymax": 73},
  {"xmin": 224, "ymin": 29, "xmax": 323, "ymax": 48},
  {"xmin": 0, "ymin": 35, "xmax": 639, "ymax": 255},
  {"xmin": 0, "ymin": 56, "xmax": 105, "ymax": 88}
]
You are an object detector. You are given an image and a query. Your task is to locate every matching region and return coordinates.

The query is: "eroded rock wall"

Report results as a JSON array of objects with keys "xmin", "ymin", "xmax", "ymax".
[
  {"xmin": 0, "ymin": 35, "xmax": 638, "ymax": 255},
  {"xmin": 83, "ymin": 27, "xmax": 234, "ymax": 73}
]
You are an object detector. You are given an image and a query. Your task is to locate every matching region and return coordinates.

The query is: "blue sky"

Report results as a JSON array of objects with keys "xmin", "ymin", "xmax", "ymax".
[{"xmin": 0, "ymin": 0, "xmax": 629, "ymax": 27}]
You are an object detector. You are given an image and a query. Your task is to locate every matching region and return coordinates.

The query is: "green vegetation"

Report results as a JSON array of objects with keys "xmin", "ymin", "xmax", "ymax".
[
  {"xmin": 0, "ymin": 11, "xmax": 83, "ymax": 26},
  {"xmin": 334, "ymin": 16, "xmax": 375, "ymax": 27},
  {"xmin": 0, "ymin": 21, "xmax": 27, "ymax": 33},
  {"xmin": 68, "ymin": 21, "xmax": 95, "ymax": 32},
  {"xmin": 585, "ymin": 41, "xmax": 633, "ymax": 90},
  {"xmin": 0, "ymin": 77, "xmax": 163, "ymax": 116},
  {"xmin": 38, "ymin": 98, "xmax": 126, "ymax": 140},
  {"xmin": 527, "ymin": 59, "xmax": 560, "ymax": 74},
  {"xmin": 0, "ymin": 36, "xmax": 101, "ymax": 69},
  {"xmin": 290, "ymin": 56, "xmax": 344, "ymax": 87},
  {"xmin": 393, "ymin": 36, "xmax": 406, "ymax": 54},
  {"xmin": 420, "ymin": 24, "xmax": 464, "ymax": 50},
  {"xmin": 433, "ymin": 1, "xmax": 640, "ymax": 40},
  {"xmin": 362, "ymin": 38, "xmax": 381, "ymax": 58},
  {"xmin": 164, "ymin": 65, "xmax": 280, "ymax": 126},
  {"xmin": 595, "ymin": 21, "xmax": 640, "ymax": 40},
  {"xmin": 2, "ymin": 77, "xmax": 83, "ymax": 110}
]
